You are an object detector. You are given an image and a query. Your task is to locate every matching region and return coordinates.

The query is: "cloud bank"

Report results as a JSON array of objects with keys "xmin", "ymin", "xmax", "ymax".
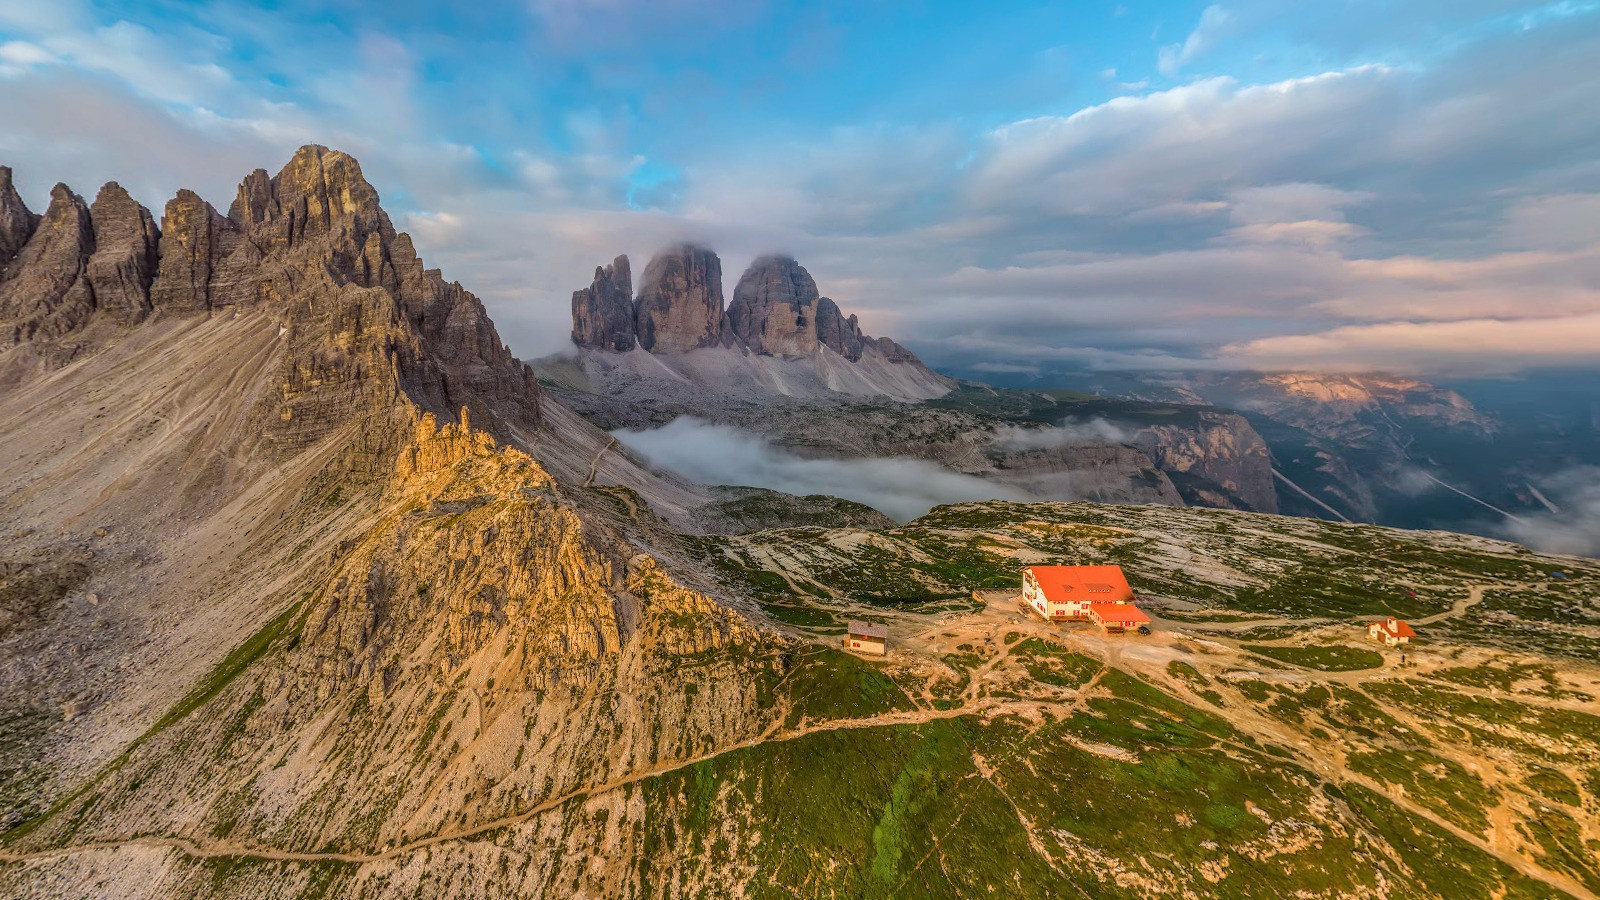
[
  {"xmin": 993, "ymin": 418, "xmax": 1132, "ymax": 451},
  {"xmin": 1500, "ymin": 467, "xmax": 1600, "ymax": 559},
  {"xmin": 613, "ymin": 417, "xmax": 1028, "ymax": 522}
]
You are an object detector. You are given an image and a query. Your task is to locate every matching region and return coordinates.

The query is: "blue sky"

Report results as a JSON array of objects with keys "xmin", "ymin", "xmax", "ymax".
[{"xmin": 1, "ymin": 0, "xmax": 1598, "ymax": 375}]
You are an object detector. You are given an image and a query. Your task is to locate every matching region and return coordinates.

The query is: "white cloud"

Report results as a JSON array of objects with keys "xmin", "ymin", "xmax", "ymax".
[
  {"xmin": 1499, "ymin": 466, "xmax": 1600, "ymax": 558},
  {"xmin": 993, "ymin": 418, "xmax": 1132, "ymax": 450},
  {"xmin": 0, "ymin": 39, "xmax": 55, "ymax": 73},
  {"xmin": 613, "ymin": 417, "xmax": 1030, "ymax": 522},
  {"xmin": 1217, "ymin": 312, "xmax": 1600, "ymax": 373},
  {"xmin": 1158, "ymin": 5, "xmax": 1233, "ymax": 77}
]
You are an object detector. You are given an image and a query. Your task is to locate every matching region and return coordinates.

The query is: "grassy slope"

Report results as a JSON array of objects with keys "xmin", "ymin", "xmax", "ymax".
[
  {"xmin": 9, "ymin": 498, "xmax": 1598, "ymax": 898},
  {"xmin": 699, "ymin": 499, "xmax": 1600, "ymax": 659}
]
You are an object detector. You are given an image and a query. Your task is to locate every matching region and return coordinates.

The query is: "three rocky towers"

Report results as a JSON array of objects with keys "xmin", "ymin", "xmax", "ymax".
[{"xmin": 571, "ymin": 246, "xmax": 918, "ymax": 364}]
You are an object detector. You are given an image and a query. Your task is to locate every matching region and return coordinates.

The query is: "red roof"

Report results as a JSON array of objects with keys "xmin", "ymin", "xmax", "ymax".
[
  {"xmin": 1370, "ymin": 618, "xmax": 1417, "ymax": 638},
  {"xmin": 1087, "ymin": 602, "xmax": 1151, "ymax": 625},
  {"xmin": 1026, "ymin": 565, "xmax": 1134, "ymax": 604}
]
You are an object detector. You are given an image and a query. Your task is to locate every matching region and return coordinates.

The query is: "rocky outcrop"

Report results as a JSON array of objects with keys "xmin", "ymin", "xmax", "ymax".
[
  {"xmin": 726, "ymin": 255, "xmax": 822, "ymax": 358},
  {"xmin": 559, "ymin": 247, "xmax": 948, "ymax": 402},
  {"xmin": 1135, "ymin": 411, "xmax": 1278, "ymax": 513},
  {"xmin": 869, "ymin": 335, "xmax": 919, "ymax": 363},
  {"xmin": 226, "ymin": 147, "xmax": 385, "ymax": 251},
  {"xmin": 0, "ymin": 166, "xmax": 38, "ymax": 269},
  {"xmin": 719, "ymin": 256, "xmax": 929, "ymax": 366},
  {"xmin": 633, "ymin": 244, "xmax": 724, "ymax": 352},
  {"xmin": 572, "ymin": 255, "xmax": 635, "ymax": 351},
  {"xmin": 815, "ymin": 297, "xmax": 864, "ymax": 361},
  {"xmin": 85, "ymin": 183, "xmax": 160, "ymax": 325},
  {"xmin": 149, "ymin": 189, "xmax": 236, "ymax": 312},
  {"xmin": 2, "ymin": 145, "xmax": 541, "ymax": 442},
  {"xmin": 0, "ymin": 184, "xmax": 95, "ymax": 344}
]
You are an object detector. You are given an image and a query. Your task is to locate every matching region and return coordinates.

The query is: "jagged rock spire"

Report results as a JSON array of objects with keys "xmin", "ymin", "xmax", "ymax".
[
  {"xmin": 0, "ymin": 166, "xmax": 39, "ymax": 269},
  {"xmin": 87, "ymin": 182, "xmax": 160, "ymax": 325},
  {"xmin": 150, "ymin": 189, "xmax": 235, "ymax": 312},
  {"xmin": 0, "ymin": 145, "xmax": 540, "ymax": 434},
  {"xmin": 0, "ymin": 183, "xmax": 95, "ymax": 343},
  {"xmin": 571, "ymin": 255, "xmax": 635, "ymax": 352}
]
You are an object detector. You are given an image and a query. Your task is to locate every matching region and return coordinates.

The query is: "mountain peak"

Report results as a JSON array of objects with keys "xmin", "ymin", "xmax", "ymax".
[
  {"xmin": 557, "ymin": 245, "xmax": 949, "ymax": 401},
  {"xmin": 572, "ymin": 253, "xmax": 635, "ymax": 352},
  {"xmin": 634, "ymin": 244, "xmax": 724, "ymax": 352},
  {"xmin": 1, "ymin": 147, "xmax": 539, "ymax": 438},
  {"xmin": 727, "ymin": 255, "xmax": 823, "ymax": 358},
  {"xmin": 0, "ymin": 164, "xmax": 39, "ymax": 267}
]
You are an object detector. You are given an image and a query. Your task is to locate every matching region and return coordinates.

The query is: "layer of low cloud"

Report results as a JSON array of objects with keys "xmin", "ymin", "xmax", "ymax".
[
  {"xmin": 993, "ymin": 418, "xmax": 1131, "ymax": 451},
  {"xmin": 1499, "ymin": 467, "xmax": 1600, "ymax": 559},
  {"xmin": 613, "ymin": 417, "xmax": 1028, "ymax": 522}
]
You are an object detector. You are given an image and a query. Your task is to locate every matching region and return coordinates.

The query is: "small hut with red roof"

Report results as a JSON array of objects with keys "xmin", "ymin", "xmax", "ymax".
[{"xmin": 1367, "ymin": 617, "xmax": 1416, "ymax": 647}]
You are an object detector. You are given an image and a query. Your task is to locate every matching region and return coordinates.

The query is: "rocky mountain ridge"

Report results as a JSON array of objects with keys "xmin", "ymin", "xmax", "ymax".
[
  {"xmin": 0, "ymin": 145, "xmax": 792, "ymax": 871},
  {"xmin": 1046, "ymin": 369, "xmax": 1526, "ymax": 528},
  {"xmin": 0, "ymin": 148, "xmax": 541, "ymax": 442}
]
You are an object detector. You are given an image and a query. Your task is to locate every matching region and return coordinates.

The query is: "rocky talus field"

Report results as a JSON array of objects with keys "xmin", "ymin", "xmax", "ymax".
[{"xmin": 1, "ymin": 147, "xmax": 1597, "ymax": 899}]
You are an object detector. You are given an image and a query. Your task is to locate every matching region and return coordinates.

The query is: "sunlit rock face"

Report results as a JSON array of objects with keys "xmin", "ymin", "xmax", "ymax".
[{"xmin": 634, "ymin": 244, "xmax": 725, "ymax": 352}]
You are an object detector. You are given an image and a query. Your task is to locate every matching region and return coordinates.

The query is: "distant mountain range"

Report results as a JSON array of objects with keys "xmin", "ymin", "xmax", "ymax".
[
  {"xmin": 545, "ymin": 241, "xmax": 1597, "ymax": 542},
  {"xmin": 1025, "ymin": 369, "xmax": 1597, "ymax": 539}
]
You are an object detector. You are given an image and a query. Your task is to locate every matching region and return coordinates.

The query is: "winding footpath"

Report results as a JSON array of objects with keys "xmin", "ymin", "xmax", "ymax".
[{"xmin": 0, "ymin": 695, "xmax": 1050, "ymax": 870}]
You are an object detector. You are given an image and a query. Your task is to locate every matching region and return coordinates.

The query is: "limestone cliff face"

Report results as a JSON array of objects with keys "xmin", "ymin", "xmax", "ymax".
[
  {"xmin": 0, "ymin": 166, "xmax": 39, "ymax": 268},
  {"xmin": 815, "ymin": 296, "xmax": 864, "ymax": 361},
  {"xmin": 727, "ymin": 255, "xmax": 823, "ymax": 358},
  {"xmin": 86, "ymin": 183, "xmax": 160, "ymax": 325},
  {"xmin": 0, "ymin": 145, "xmax": 541, "ymax": 443},
  {"xmin": 571, "ymin": 255, "xmax": 635, "ymax": 352},
  {"xmin": 149, "ymin": 189, "xmax": 237, "ymax": 312},
  {"xmin": 1135, "ymin": 411, "xmax": 1278, "ymax": 513},
  {"xmin": 633, "ymin": 244, "xmax": 724, "ymax": 352},
  {"xmin": 0, "ymin": 184, "xmax": 96, "ymax": 345}
]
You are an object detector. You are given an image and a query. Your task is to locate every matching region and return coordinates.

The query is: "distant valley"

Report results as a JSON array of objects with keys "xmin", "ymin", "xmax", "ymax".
[{"xmin": 540, "ymin": 251, "xmax": 1596, "ymax": 553}]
